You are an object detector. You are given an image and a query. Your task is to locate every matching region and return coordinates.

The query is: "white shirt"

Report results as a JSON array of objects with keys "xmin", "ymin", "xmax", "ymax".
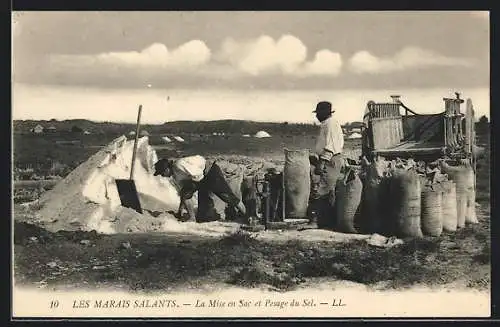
[
  {"xmin": 171, "ymin": 155, "xmax": 206, "ymax": 190},
  {"xmin": 315, "ymin": 116, "xmax": 344, "ymax": 161}
]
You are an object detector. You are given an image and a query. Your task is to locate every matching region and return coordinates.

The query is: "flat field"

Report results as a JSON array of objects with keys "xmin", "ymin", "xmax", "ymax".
[{"xmin": 13, "ymin": 130, "xmax": 490, "ymax": 294}]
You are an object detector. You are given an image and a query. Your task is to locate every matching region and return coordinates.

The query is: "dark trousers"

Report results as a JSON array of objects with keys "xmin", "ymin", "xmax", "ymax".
[
  {"xmin": 196, "ymin": 161, "xmax": 241, "ymax": 222},
  {"xmin": 310, "ymin": 155, "xmax": 344, "ymax": 228}
]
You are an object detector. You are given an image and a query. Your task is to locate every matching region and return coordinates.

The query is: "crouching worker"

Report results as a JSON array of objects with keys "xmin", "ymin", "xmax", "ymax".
[
  {"xmin": 153, "ymin": 157, "xmax": 201, "ymax": 221},
  {"xmin": 310, "ymin": 101, "xmax": 345, "ymax": 228},
  {"xmin": 153, "ymin": 156, "xmax": 246, "ymax": 222}
]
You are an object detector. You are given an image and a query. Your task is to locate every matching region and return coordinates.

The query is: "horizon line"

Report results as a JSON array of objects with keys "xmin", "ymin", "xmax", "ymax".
[{"xmin": 12, "ymin": 118, "xmax": 326, "ymax": 125}]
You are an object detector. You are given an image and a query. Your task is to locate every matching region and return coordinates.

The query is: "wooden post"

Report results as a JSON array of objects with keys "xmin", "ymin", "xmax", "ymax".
[
  {"xmin": 263, "ymin": 180, "xmax": 270, "ymax": 230},
  {"xmin": 465, "ymin": 99, "xmax": 473, "ymax": 155},
  {"xmin": 443, "ymin": 114, "xmax": 448, "ymax": 149},
  {"xmin": 444, "ymin": 98, "xmax": 459, "ymax": 148},
  {"xmin": 129, "ymin": 105, "xmax": 143, "ymax": 180}
]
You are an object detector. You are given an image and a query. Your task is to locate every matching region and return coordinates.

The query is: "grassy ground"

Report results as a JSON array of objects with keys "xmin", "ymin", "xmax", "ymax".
[
  {"xmin": 13, "ymin": 132, "xmax": 490, "ymax": 293},
  {"xmin": 13, "ymin": 212, "xmax": 490, "ymax": 292}
]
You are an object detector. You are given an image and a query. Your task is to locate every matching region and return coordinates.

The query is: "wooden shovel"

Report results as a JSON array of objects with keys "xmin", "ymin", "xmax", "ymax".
[{"xmin": 115, "ymin": 105, "xmax": 143, "ymax": 214}]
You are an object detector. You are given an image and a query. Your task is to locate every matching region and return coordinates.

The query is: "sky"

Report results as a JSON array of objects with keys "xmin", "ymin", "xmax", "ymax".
[{"xmin": 12, "ymin": 11, "xmax": 490, "ymax": 123}]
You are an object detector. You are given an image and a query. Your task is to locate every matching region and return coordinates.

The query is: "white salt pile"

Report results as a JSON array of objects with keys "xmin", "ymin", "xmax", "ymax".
[
  {"xmin": 173, "ymin": 136, "xmax": 185, "ymax": 142},
  {"xmin": 97, "ymin": 206, "xmax": 240, "ymax": 237},
  {"xmin": 29, "ymin": 135, "xmax": 261, "ymax": 238},
  {"xmin": 35, "ymin": 136, "xmax": 184, "ymax": 233}
]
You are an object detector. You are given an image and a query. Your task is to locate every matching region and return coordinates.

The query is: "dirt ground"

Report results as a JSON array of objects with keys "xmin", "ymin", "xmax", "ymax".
[
  {"xmin": 13, "ymin": 135, "xmax": 490, "ymax": 294},
  {"xmin": 13, "ymin": 209, "xmax": 490, "ymax": 293}
]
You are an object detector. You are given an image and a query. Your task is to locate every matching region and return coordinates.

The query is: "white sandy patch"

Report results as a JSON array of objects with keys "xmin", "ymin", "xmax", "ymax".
[{"xmin": 248, "ymin": 229, "xmax": 402, "ymax": 247}]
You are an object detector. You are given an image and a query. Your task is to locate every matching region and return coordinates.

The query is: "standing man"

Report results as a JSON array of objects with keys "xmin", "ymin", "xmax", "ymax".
[{"xmin": 311, "ymin": 101, "xmax": 345, "ymax": 228}]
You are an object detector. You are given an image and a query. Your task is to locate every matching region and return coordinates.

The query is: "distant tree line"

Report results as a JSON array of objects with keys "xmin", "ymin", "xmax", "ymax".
[
  {"xmin": 13, "ymin": 119, "xmax": 319, "ymax": 136},
  {"xmin": 159, "ymin": 120, "xmax": 317, "ymax": 135}
]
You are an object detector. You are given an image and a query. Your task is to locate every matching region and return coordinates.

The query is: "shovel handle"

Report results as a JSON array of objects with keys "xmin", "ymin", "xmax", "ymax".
[{"xmin": 130, "ymin": 105, "xmax": 143, "ymax": 180}]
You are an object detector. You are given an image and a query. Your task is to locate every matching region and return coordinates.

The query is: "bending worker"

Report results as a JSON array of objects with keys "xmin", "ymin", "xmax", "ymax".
[
  {"xmin": 310, "ymin": 101, "xmax": 345, "ymax": 227},
  {"xmin": 153, "ymin": 156, "xmax": 246, "ymax": 221}
]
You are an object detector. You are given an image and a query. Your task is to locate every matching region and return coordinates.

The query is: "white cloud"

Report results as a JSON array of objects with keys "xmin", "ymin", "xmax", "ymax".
[
  {"xmin": 53, "ymin": 40, "xmax": 211, "ymax": 70},
  {"xmin": 47, "ymin": 37, "xmax": 475, "ymax": 83},
  {"xmin": 169, "ymin": 40, "xmax": 212, "ymax": 67},
  {"xmin": 302, "ymin": 49, "xmax": 342, "ymax": 76},
  {"xmin": 49, "ymin": 35, "xmax": 343, "ymax": 79},
  {"xmin": 218, "ymin": 34, "xmax": 342, "ymax": 77},
  {"xmin": 349, "ymin": 46, "xmax": 476, "ymax": 74},
  {"xmin": 218, "ymin": 35, "xmax": 306, "ymax": 75}
]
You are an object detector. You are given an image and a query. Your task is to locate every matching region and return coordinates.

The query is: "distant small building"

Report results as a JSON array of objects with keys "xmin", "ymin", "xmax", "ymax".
[
  {"xmin": 161, "ymin": 136, "xmax": 172, "ymax": 143},
  {"xmin": 140, "ymin": 130, "xmax": 150, "ymax": 137},
  {"xmin": 254, "ymin": 130, "xmax": 271, "ymax": 138},
  {"xmin": 173, "ymin": 136, "xmax": 185, "ymax": 142},
  {"xmin": 31, "ymin": 124, "xmax": 44, "ymax": 134},
  {"xmin": 129, "ymin": 131, "xmax": 136, "ymax": 136},
  {"xmin": 83, "ymin": 130, "xmax": 91, "ymax": 135},
  {"xmin": 47, "ymin": 126, "xmax": 57, "ymax": 133}
]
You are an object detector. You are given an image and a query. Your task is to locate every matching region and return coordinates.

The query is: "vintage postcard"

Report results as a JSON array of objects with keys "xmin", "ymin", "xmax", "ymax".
[{"xmin": 12, "ymin": 11, "xmax": 491, "ymax": 319}]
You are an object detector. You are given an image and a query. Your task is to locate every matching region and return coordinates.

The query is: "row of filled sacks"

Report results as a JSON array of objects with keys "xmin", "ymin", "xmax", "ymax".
[
  {"xmin": 283, "ymin": 149, "xmax": 363, "ymax": 221},
  {"xmin": 276, "ymin": 148, "xmax": 361, "ymax": 232},
  {"xmin": 360, "ymin": 159, "xmax": 478, "ymax": 238},
  {"xmin": 201, "ymin": 149, "xmax": 479, "ymax": 236}
]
